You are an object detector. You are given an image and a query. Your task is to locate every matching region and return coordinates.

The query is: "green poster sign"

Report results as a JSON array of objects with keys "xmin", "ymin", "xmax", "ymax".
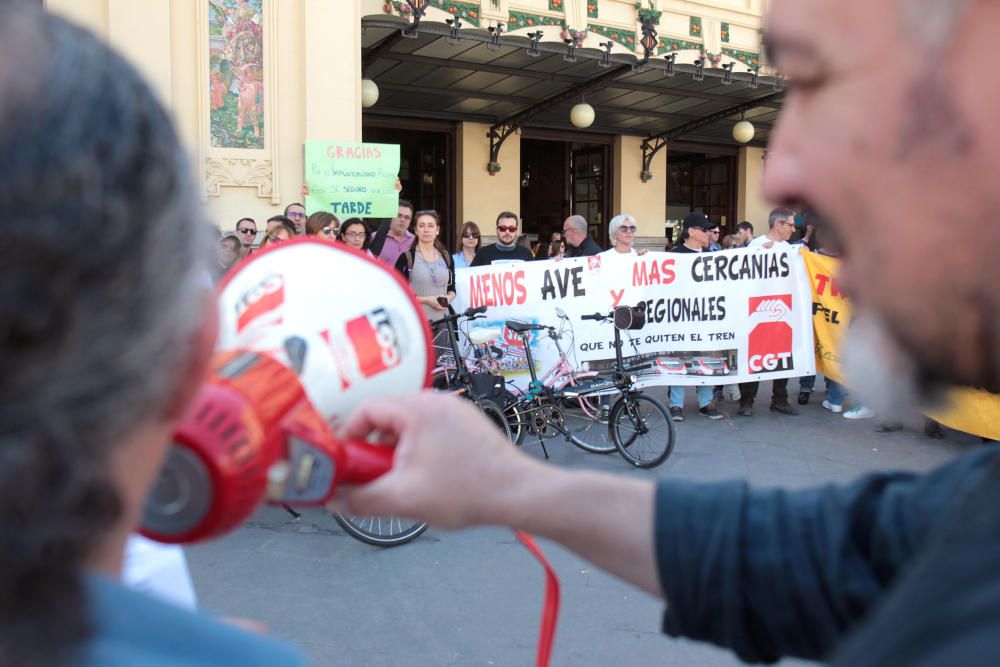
[{"xmin": 304, "ymin": 141, "xmax": 400, "ymax": 218}]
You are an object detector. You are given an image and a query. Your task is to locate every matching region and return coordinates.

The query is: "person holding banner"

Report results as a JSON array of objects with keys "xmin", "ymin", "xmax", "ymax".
[
  {"xmin": 394, "ymin": 210, "xmax": 455, "ymax": 322},
  {"xmin": 561, "ymin": 215, "xmax": 602, "ymax": 258},
  {"xmin": 470, "ymin": 212, "xmax": 534, "ymax": 266},
  {"xmin": 370, "ymin": 200, "xmax": 415, "ymax": 267},
  {"xmin": 602, "ymin": 214, "xmax": 648, "ymax": 257},
  {"xmin": 664, "ymin": 213, "xmax": 724, "ymax": 421},
  {"xmin": 738, "ymin": 207, "xmax": 800, "ymax": 417}
]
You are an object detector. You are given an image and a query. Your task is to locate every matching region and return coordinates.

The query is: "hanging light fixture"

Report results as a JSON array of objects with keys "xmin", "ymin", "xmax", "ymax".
[
  {"xmin": 570, "ymin": 99, "xmax": 595, "ymax": 128},
  {"xmin": 732, "ymin": 112, "xmax": 754, "ymax": 143},
  {"xmin": 361, "ymin": 78, "xmax": 380, "ymax": 108}
]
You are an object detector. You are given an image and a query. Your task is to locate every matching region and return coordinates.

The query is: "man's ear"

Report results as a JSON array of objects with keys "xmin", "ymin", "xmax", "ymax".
[{"xmin": 164, "ymin": 288, "xmax": 219, "ymax": 421}]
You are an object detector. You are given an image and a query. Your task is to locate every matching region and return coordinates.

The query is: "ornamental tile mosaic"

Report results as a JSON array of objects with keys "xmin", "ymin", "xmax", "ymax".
[
  {"xmin": 587, "ymin": 1, "xmax": 598, "ymax": 19},
  {"xmin": 722, "ymin": 47, "xmax": 759, "ymax": 67},
  {"xmin": 721, "ymin": 22, "xmax": 730, "ymax": 43},
  {"xmin": 589, "ymin": 23, "xmax": 635, "ymax": 50},
  {"xmin": 508, "ymin": 11, "xmax": 562, "ymax": 29},
  {"xmin": 548, "ymin": 0, "xmax": 563, "ymax": 10},
  {"xmin": 432, "ymin": 0, "xmax": 481, "ymax": 26},
  {"xmin": 689, "ymin": 16, "xmax": 702, "ymax": 37},
  {"xmin": 658, "ymin": 37, "xmax": 701, "ymax": 54}
]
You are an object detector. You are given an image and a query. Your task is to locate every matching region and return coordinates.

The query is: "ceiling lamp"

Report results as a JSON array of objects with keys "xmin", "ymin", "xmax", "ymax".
[
  {"xmin": 570, "ymin": 102, "xmax": 595, "ymax": 129},
  {"xmin": 732, "ymin": 116, "xmax": 754, "ymax": 143},
  {"xmin": 361, "ymin": 79, "xmax": 380, "ymax": 108}
]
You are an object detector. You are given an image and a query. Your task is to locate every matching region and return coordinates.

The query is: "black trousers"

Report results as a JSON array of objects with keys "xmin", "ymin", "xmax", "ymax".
[{"xmin": 738, "ymin": 378, "xmax": 789, "ymax": 406}]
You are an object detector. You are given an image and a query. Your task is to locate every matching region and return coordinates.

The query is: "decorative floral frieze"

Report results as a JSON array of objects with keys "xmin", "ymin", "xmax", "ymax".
[
  {"xmin": 507, "ymin": 11, "xmax": 563, "ymax": 29},
  {"xmin": 385, "ymin": 0, "xmax": 481, "ymax": 26},
  {"xmin": 722, "ymin": 47, "xmax": 759, "ymax": 67},
  {"xmin": 658, "ymin": 37, "xmax": 701, "ymax": 54},
  {"xmin": 721, "ymin": 22, "xmax": 730, "ymax": 43},
  {"xmin": 689, "ymin": 16, "xmax": 702, "ymax": 37},
  {"xmin": 587, "ymin": 1, "xmax": 598, "ymax": 19},
  {"xmin": 548, "ymin": 0, "xmax": 563, "ymax": 10},
  {"xmin": 634, "ymin": 1, "xmax": 661, "ymax": 23},
  {"xmin": 205, "ymin": 158, "xmax": 274, "ymax": 199},
  {"xmin": 589, "ymin": 23, "xmax": 635, "ymax": 50}
]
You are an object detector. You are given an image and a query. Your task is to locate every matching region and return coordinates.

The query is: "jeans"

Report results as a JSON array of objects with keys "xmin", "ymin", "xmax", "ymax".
[
  {"xmin": 826, "ymin": 379, "xmax": 846, "ymax": 406},
  {"xmin": 800, "ymin": 375, "xmax": 816, "ymax": 392},
  {"xmin": 669, "ymin": 385, "xmax": 714, "ymax": 410}
]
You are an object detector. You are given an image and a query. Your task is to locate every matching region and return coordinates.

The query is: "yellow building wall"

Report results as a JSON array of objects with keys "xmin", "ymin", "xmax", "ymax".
[
  {"xmin": 737, "ymin": 146, "xmax": 771, "ymax": 229},
  {"xmin": 456, "ymin": 122, "xmax": 520, "ymax": 242},
  {"xmin": 613, "ymin": 135, "xmax": 666, "ymax": 238}
]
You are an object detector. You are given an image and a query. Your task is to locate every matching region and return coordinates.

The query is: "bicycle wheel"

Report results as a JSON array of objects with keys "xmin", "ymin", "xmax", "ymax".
[
  {"xmin": 610, "ymin": 393, "xmax": 675, "ymax": 468},
  {"xmin": 478, "ymin": 397, "xmax": 514, "ymax": 441},
  {"xmin": 334, "ymin": 513, "xmax": 428, "ymax": 547},
  {"xmin": 503, "ymin": 393, "xmax": 527, "ymax": 446},
  {"xmin": 562, "ymin": 394, "xmax": 617, "ymax": 454}
]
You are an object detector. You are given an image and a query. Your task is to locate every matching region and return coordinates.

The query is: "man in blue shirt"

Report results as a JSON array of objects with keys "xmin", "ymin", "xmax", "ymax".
[{"xmin": 333, "ymin": 1, "xmax": 1000, "ymax": 665}]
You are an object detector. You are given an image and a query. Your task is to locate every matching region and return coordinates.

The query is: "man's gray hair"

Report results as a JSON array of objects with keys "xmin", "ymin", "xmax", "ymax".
[
  {"xmin": 608, "ymin": 214, "xmax": 636, "ymax": 243},
  {"xmin": 0, "ymin": 4, "xmax": 208, "ymax": 663},
  {"xmin": 768, "ymin": 207, "xmax": 795, "ymax": 229},
  {"xmin": 565, "ymin": 215, "xmax": 588, "ymax": 235}
]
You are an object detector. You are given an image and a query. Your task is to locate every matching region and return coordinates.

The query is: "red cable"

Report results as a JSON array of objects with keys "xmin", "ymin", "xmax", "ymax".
[{"xmin": 515, "ymin": 531, "xmax": 560, "ymax": 667}]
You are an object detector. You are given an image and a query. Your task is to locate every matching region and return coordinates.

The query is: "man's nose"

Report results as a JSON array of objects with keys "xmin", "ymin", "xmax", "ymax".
[{"xmin": 759, "ymin": 107, "xmax": 805, "ymax": 208}]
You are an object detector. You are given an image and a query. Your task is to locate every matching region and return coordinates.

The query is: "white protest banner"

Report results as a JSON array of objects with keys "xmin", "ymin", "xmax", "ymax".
[{"xmin": 451, "ymin": 247, "xmax": 815, "ymax": 389}]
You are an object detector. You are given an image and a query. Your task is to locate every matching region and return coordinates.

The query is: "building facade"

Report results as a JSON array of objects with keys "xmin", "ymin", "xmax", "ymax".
[{"xmin": 45, "ymin": 0, "xmax": 777, "ymax": 247}]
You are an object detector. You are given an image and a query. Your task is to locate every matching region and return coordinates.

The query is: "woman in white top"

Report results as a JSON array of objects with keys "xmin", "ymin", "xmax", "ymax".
[{"xmin": 603, "ymin": 214, "xmax": 647, "ymax": 256}]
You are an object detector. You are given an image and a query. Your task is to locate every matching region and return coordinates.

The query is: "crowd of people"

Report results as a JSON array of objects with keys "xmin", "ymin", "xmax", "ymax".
[{"xmin": 216, "ymin": 199, "xmax": 884, "ymax": 430}]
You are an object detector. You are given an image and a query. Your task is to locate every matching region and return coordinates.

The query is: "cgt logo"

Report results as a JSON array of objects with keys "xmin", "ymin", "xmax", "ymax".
[
  {"xmin": 747, "ymin": 294, "xmax": 794, "ymax": 373},
  {"xmin": 344, "ymin": 307, "xmax": 402, "ymax": 378},
  {"xmin": 236, "ymin": 274, "xmax": 285, "ymax": 333}
]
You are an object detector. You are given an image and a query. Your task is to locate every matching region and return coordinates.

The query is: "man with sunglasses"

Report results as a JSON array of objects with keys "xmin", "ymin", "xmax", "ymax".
[
  {"xmin": 234, "ymin": 217, "xmax": 257, "ymax": 257},
  {"xmin": 470, "ymin": 211, "xmax": 534, "ymax": 266}
]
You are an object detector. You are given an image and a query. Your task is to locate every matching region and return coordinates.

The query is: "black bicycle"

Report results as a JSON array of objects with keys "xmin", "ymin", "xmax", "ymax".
[{"xmin": 504, "ymin": 305, "xmax": 675, "ymax": 468}]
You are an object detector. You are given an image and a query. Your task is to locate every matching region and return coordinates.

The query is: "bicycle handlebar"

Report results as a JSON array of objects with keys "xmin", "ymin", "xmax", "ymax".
[
  {"xmin": 580, "ymin": 312, "xmax": 609, "ymax": 322},
  {"xmin": 440, "ymin": 304, "xmax": 489, "ymax": 325}
]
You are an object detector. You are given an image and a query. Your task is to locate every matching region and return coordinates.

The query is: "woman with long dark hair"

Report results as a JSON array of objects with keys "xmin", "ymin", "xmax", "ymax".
[
  {"xmin": 338, "ymin": 218, "xmax": 373, "ymax": 257},
  {"xmin": 395, "ymin": 210, "xmax": 455, "ymax": 322}
]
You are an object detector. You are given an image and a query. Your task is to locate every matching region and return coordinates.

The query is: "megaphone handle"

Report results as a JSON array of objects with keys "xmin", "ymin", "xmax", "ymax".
[{"xmin": 338, "ymin": 439, "xmax": 395, "ymax": 484}]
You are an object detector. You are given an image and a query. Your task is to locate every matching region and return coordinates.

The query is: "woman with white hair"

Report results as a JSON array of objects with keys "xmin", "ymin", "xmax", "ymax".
[{"xmin": 603, "ymin": 214, "xmax": 647, "ymax": 256}]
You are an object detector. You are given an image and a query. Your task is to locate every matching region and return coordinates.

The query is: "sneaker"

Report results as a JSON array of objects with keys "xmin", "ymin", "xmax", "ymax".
[
  {"xmin": 821, "ymin": 400, "xmax": 843, "ymax": 414},
  {"xmin": 699, "ymin": 404, "xmax": 724, "ymax": 420},
  {"xmin": 669, "ymin": 406, "xmax": 684, "ymax": 422},
  {"xmin": 843, "ymin": 406, "xmax": 876, "ymax": 420},
  {"xmin": 737, "ymin": 403, "xmax": 753, "ymax": 417},
  {"xmin": 769, "ymin": 402, "xmax": 799, "ymax": 416},
  {"xmin": 797, "ymin": 391, "xmax": 810, "ymax": 405}
]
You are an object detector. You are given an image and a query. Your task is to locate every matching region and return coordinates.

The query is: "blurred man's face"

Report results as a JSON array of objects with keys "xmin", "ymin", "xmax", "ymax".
[
  {"xmin": 761, "ymin": 0, "xmax": 1000, "ymax": 394},
  {"xmin": 286, "ymin": 205, "xmax": 306, "ymax": 234},
  {"xmin": 738, "ymin": 228, "xmax": 753, "ymax": 244},
  {"xmin": 496, "ymin": 216, "xmax": 518, "ymax": 245},
  {"xmin": 391, "ymin": 206, "xmax": 413, "ymax": 236},
  {"xmin": 773, "ymin": 215, "xmax": 795, "ymax": 242}
]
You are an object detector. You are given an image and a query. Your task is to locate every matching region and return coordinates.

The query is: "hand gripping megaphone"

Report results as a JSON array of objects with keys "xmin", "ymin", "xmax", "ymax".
[{"xmin": 140, "ymin": 239, "xmax": 433, "ymax": 544}]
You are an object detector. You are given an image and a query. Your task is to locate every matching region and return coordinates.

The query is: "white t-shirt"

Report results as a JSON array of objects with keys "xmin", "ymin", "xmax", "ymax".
[
  {"xmin": 748, "ymin": 234, "xmax": 790, "ymax": 250},
  {"xmin": 600, "ymin": 247, "xmax": 637, "ymax": 257}
]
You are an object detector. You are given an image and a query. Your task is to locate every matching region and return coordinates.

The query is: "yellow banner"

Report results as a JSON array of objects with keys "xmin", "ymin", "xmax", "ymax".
[{"xmin": 801, "ymin": 250, "xmax": 1000, "ymax": 440}]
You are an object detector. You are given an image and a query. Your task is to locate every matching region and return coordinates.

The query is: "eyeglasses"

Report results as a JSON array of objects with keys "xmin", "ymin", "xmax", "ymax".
[
  {"xmin": 238, "ymin": 227, "xmax": 256, "ymax": 235},
  {"xmin": 462, "ymin": 232, "xmax": 480, "ymax": 239},
  {"xmin": 288, "ymin": 211, "xmax": 306, "ymax": 220},
  {"xmin": 618, "ymin": 225, "xmax": 637, "ymax": 233},
  {"xmin": 497, "ymin": 225, "xmax": 517, "ymax": 233},
  {"xmin": 343, "ymin": 231, "xmax": 366, "ymax": 239}
]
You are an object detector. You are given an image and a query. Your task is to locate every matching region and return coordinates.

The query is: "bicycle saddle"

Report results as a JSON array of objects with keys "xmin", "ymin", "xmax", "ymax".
[{"xmin": 505, "ymin": 320, "xmax": 546, "ymax": 333}]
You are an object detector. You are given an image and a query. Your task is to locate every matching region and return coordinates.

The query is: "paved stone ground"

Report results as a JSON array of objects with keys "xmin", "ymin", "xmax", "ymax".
[{"xmin": 187, "ymin": 382, "xmax": 983, "ymax": 666}]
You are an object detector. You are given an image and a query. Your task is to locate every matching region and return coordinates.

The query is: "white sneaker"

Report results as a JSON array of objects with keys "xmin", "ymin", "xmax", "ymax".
[
  {"xmin": 843, "ymin": 406, "xmax": 876, "ymax": 420},
  {"xmin": 822, "ymin": 400, "xmax": 843, "ymax": 414}
]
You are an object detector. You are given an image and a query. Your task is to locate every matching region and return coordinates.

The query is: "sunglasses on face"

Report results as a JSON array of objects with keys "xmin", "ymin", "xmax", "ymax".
[
  {"xmin": 321, "ymin": 227, "xmax": 339, "ymax": 235},
  {"xmin": 462, "ymin": 232, "xmax": 480, "ymax": 239},
  {"xmin": 238, "ymin": 227, "xmax": 257, "ymax": 235},
  {"xmin": 497, "ymin": 225, "xmax": 517, "ymax": 233},
  {"xmin": 619, "ymin": 225, "xmax": 637, "ymax": 233}
]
